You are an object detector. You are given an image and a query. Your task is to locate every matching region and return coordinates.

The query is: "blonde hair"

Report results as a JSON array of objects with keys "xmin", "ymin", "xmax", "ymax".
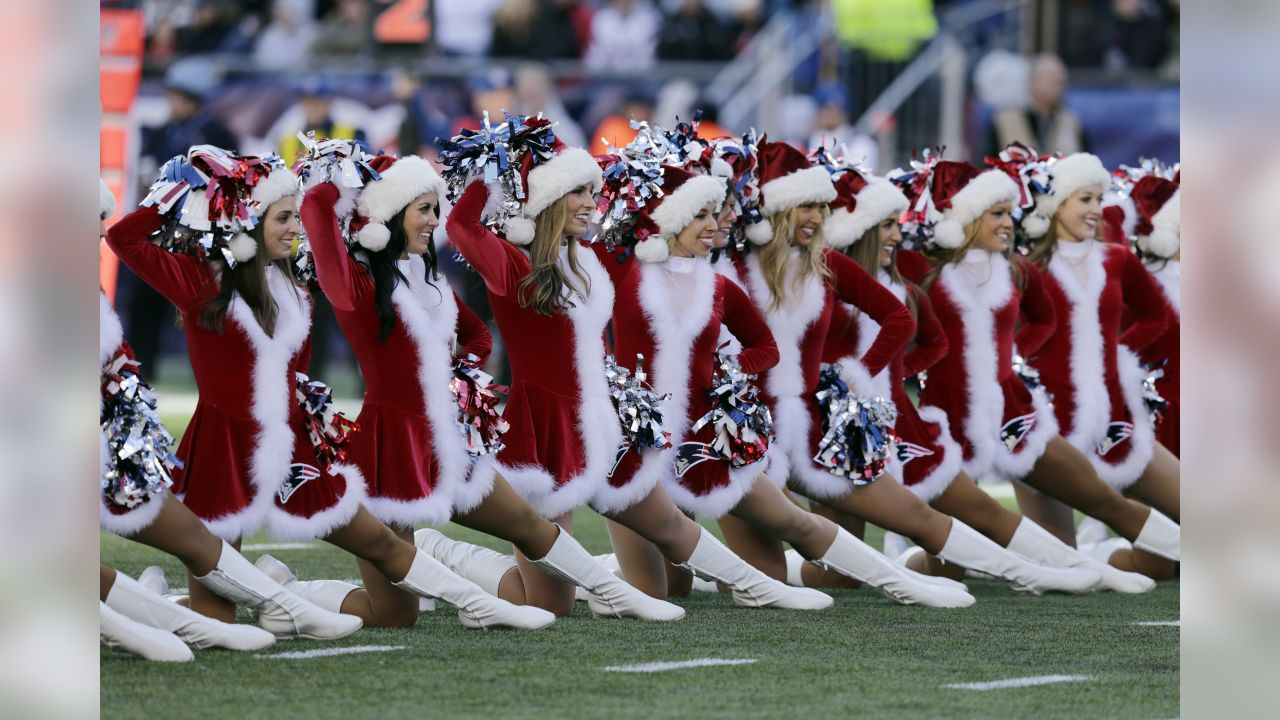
[
  {"xmin": 517, "ymin": 194, "xmax": 592, "ymax": 315},
  {"xmin": 922, "ymin": 215, "xmax": 1023, "ymax": 289},
  {"xmin": 757, "ymin": 206, "xmax": 832, "ymax": 311}
]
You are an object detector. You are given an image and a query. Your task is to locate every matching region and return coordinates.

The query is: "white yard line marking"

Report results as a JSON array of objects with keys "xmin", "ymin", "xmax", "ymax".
[
  {"xmin": 243, "ymin": 542, "xmax": 318, "ymax": 551},
  {"xmin": 1135, "ymin": 620, "xmax": 1180, "ymax": 627},
  {"xmin": 942, "ymin": 674, "xmax": 1093, "ymax": 691},
  {"xmin": 258, "ymin": 645, "xmax": 406, "ymax": 660},
  {"xmin": 602, "ymin": 659, "xmax": 758, "ymax": 673}
]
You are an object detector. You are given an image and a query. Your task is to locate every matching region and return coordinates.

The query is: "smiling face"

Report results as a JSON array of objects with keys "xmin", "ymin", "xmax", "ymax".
[
  {"xmin": 671, "ymin": 202, "xmax": 719, "ymax": 258},
  {"xmin": 1053, "ymin": 184, "xmax": 1105, "ymax": 242},
  {"xmin": 972, "ymin": 200, "xmax": 1015, "ymax": 253},
  {"xmin": 875, "ymin": 216, "xmax": 902, "ymax": 268},
  {"xmin": 400, "ymin": 191, "xmax": 441, "ymax": 257},
  {"xmin": 713, "ymin": 202, "xmax": 737, "ymax": 248},
  {"xmin": 562, "ymin": 184, "xmax": 595, "ymax": 238},
  {"xmin": 791, "ymin": 202, "xmax": 826, "ymax": 246},
  {"xmin": 261, "ymin": 196, "xmax": 300, "ymax": 261}
]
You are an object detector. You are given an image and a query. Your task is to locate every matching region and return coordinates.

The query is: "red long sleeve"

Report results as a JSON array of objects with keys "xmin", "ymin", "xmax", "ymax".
[
  {"xmin": 902, "ymin": 285, "xmax": 948, "ymax": 377},
  {"xmin": 1116, "ymin": 248, "xmax": 1170, "ymax": 354},
  {"xmin": 446, "ymin": 182, "xmax": 529, "ymax": 298},
  {"xmin": 720, "ymin": 279, "xmax": 779, "ymax": 375},
  {"xmin": 1014, "ymin": 259, "xmax": 1057, "ymax": 357},
  {"xmin": 105, "ymin": 205, "xmax": 214, "ymax": 310},
  {"xmin": 301, "ymin": 183, "xmax": 363, "ymax": 313},
  {"xmin": 896, "ymin": 248, "xmax": 933, "ymax": 285},
  {"xmin": 455, "ymin": 292, "xmax": 493, "ymax": 363},
  {"xmin": 825, "ymin": 249, "xmax": 914, "ymax": 377}
]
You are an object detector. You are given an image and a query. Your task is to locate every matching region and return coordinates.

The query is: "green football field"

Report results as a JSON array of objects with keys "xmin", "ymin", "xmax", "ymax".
[{"xmin": 101, "ymin": 512, "xmax": 1178, "ymax": 720}]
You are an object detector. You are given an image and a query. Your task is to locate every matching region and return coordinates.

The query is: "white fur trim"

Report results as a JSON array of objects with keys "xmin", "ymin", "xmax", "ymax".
[
  {"xmin": 228, "ymin": 233, "xmax": 258, "ymax": 262},
  {"xmin": 710, "ymin": 157, "xmax": 733, "ymax": 178},
  {"xmin": 251, "ymin": 171, "xmax": 300, "ymax": 218},
  {"xmin": 935, "ymin": 253, "xmax": 1014, "ymax": 480},
  {"xmin": 901, "ymin": 405, "xmax": 963, "ymax": 503},
  {"xmin": 665, "ymin": 459, "xmax": 767, "ymax": 519},
  {"xmin": 745, "ymin": 219, "xmax": 774, "ymax": 245},
  {"xmin": 100, "ymin": 293, "xmax": 124, "ymax": 367},
  {"xmin": 823, "ymin": 209, "xmax": 861, "ymax": 249},
  {"xmin": 634, "ymin": 236, "xmax": 670, "ymax": 263},
  {"xmin": 843, "ymin": 180, "xmax": 909, "ymax": 244},
  {"xmin": 356, "ymin": 156, "xmax": 447, "ymax": 224},
  {"xmin": 202, "ymin": 266, "xmax": 311, "ymax": 541},
  {"xmin": 502, "ymin": 216, "xmax": 536, "ymax": 246},
  {"xmin": 1045, "ymin": 242, "xmax": 1110, "ymax": 463},
  {"xmin": 743, "ymin": 252, "xmax": 849, "ymax": 498},
  {"xmin": 837, "ymin": 277, "xmax": 901, "ymax": 400},
  {"xmin": 266, "ymin": 463, "xmax": 367, "ymax": 541},
  {"xmin": 592, "ymin": 260, "xmax": 716, "ymax": 514},
  {"xmin": 761, "ymin": 165, "xmax": 837, "ymax": 216},
  {"xmin": 1139, "ymin": 189, "xmax": 1179, "ymax": 258},
  {"xmin": 354, "ymin": 223, "xmax": 391, "ymax": 251},
  {"xmin": 1103, "ymin": 194, "xmax": 1138, "ymax": 238},
  {"xmin": 100, "ymin": 491, "xmax": 169, "ymax": 537},
  {"xmin": 992, "ymin": 384, "xmax": 1059, "ymax": 479},
  {"xmin": 1021, "ymin": 212, "xmax": 1051, "ymax": 239},
  {"xmin": 942, "ymin": 170, "xmax": 1020, "ymax": 236},
  {"xmin": 100, "ymin": 178, "xmax": 117, "ymax": 220},
  {"xmin": 454, "ymin": 455, "xmax": 498, "ymax": 516},
  {"xmin": 1147, "ymin": 260, "xmax": 1179, "ymax": 315},
  {"xmin": 1029, "ymin": 154, "xmax": 1111, "ymax": 237},
  {"xmin": 504, "ymin": 245, "xmax": 619, "ymax": 519},
  {"xmin": 650, "ymin": 175, "xmax": 726, "ymax": 236},
  {"xmin": 1087, "ymin": 347, "xmax": 1156, "ymax": 491},
  {"xmin": 524, "ymin": 148, "xmax": 603, "ymax": 218}
]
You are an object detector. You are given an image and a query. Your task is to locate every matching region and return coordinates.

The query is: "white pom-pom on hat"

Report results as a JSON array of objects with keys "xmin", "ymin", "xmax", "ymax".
[
  {"xmin": 931, "ymin": 218, "xmax": 966, "ymax": 249},
  {"xmin": 634, "ymin": 236, "xmax": 670, "ymax": 263},
  {"xmin": 502, "ymin": 215, "xmax": 536, "ymax": 246},
  {"xmin": 745, "ymin": 219, "xmax": 774, "ymax": 245},
  {"xmin": 1140, "ymin": 189, "xmax": 1180, "ymax": 258},
  {"xmin": 1021, "ymin": 211, "xmax": 1051, "ymax": 239},
  {"xmin": 227, "ymin": 232, "xmax": 258, "ymax": 262},
  {"xmin": 355, "ymin": 223, "xmax": 392, "ymax": 251}
]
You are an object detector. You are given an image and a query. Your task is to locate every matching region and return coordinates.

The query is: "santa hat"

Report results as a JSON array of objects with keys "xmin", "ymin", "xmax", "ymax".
[
  {"xmin": 100, "ymin": 178, "xmax": 116, "ymax": 221},
  {"xmin": 226, "ymin": 158, "xmax": 301, "ymax": 262},
  {"xmin": 823, "ymin": 170, "xmax": 909, "ymax": 249},
  {"xmin": 745, "ymin": 140, "xmax": 836, "ymax": 245},
  {"xmin": 1127, "ymin": 174, "xmax": 1180, "ymax": 257},
  {"xmin": 348, "ymin": 155, "xmax": 447, "ymax": 252},
  {"xmin": 500, "ymin": 139, "xmax": 603, "ymax": 246},
  {"xmin": 1023, "ymin": 152, "xmax": 1112, "ymax": 239},
  {"xmin": 927, "ymin": 161, "xmax": 1020, "ymax": 249},
  {"xmin": 631, "ymin": 165, "xmax": 727, "ymax": 263}
]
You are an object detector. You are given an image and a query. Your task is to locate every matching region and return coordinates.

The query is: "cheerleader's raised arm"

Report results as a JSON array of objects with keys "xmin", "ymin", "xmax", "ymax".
[
  {"xmin": 301, "ymin": 182, "xmax": 361, "ymax": 312},
  {"xmin": 105, "ymin": 205, "xmax": 213, "ymax": 310},
  {"xmin": 448, "ymin": 182, "xmax": 529, "ymax": 297}
]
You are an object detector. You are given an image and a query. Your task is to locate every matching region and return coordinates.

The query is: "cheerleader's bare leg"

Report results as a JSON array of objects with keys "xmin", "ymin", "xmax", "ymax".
[
  {"xmin": 931, "ymin": 472, "xmax": 1023, "ymax": 545},
  {"xmin": 606, "ymin": 519, "xmax": 669, "ymax": 598},
  {"xmin": 794, "ymin": 503, "xmax": 863, "ymax": 589},
  {"xmin": 123, "ymin": 493, "xmax": 239, "ymax": 622},
  {"xmin": 1124, "ymin": 442, "xmax": 1180, "ymax": 521},
  {"xmin": 352, "ymin": 526, "xmax": 423, "ymax": 628},
  {"xmin": 1012, "ymin": 481, "xmax": 1079, "ymax": 544},
  {"xmin": 512, "ymin": 513, "xmax": 575, "ymax": 617},
  {"xmin": 717, "ymin": 513, "xmax": 788, "ymax": 581}
]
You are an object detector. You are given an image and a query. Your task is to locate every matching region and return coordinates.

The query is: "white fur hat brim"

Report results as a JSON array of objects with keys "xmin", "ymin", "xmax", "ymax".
[
  {"xmin": 524, "ymin": 148, "xmax": 603, "ymax": 218},
  {"xmin": 1138, "ymin": 188, "xmax": 1179, "ymax": 258},
  {"xmin": 932, "ymin": 170, "xmax": 1020, "ymax": 249},
  {"xmin": 761, "ymin": 165, "xmax": 836, "ymax": 216},
  {"xmin": 650, "ymin": 175, "xmax": 726, "ymax": 236},
  {"xmin": 1026, "ymin": 153, "xmax": 1112, "ymax": 238},
  {"xmin": 100, "ymin": 178, "xmax": 117, "ymax": 220},
  {"xmin": 827, "ymin": 180, "xmax": 909, "ymax": 248},
  {"xmin": 251, "ymin": 169, "xmax": 300, "ymax": 218},
  {"xmin": 356, "ymin": 156, "xmax": 448, "ymax": 225}
]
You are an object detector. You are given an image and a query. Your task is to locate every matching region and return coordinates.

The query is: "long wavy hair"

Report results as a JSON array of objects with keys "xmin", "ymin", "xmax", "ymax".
[
  {"xmin": 517, "ymin": 194, "xmax": 591, "ymax": 315},
  {"xmin": 198, "ymin": 221, "xmax": 300, "ymax": 336},
  {"xmin": 757, "ymin": 206, "xmax": 832, "ymax": 311},
  {"xmin": 356, "ymin": 204, "xmax": 443, "ymax": 341},
  {"xmin": 921, "ymin": 214, "xmax": 1025, "ymax": 291}
]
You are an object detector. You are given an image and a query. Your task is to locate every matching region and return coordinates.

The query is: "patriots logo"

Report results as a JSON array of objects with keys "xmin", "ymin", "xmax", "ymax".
[
  {"xmin": 674, "ymin": 442, "xmax": 720, "ymax": 477},
  {"xmin": 278, "ymin": 463, "xmax": 321, "ymax": 504},
  {"xmin": 1000, "ymin": 412, "xmax": 1037, "ymax": 450},
  {"xmin": 896, "ymin": 441, "xmax": 935, "ymax": 465},
  {"xmin": 1097, "ymin": 422, "xmax": 1134, "ymax": 456},
  {"xmin": 608, "ymin": 443, "xmax": 632, "ymax": 479}
]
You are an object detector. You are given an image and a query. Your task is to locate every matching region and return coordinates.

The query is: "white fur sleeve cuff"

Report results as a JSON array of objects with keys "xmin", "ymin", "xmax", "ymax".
[{"xmin": 838, "ymin": 359, "xmax": 882, "ymax": 399}]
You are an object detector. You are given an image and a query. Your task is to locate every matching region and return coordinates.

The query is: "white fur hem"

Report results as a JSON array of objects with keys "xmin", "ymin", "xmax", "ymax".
[
  {"xmin": 1088, "ymin": 347, "xmax": 1156, "ymax": 491},
  {"xmin": 498, "ymin": 462, "xmax": 603, "ymax": 520},
  {"xmin": 902, "ymin": 405, "xmax": 963, "ymax": 503},
  {"xmin": 590, "ymin": 450, "xmax": 665, "ymax": 515},
  {"xmin": 99, "ymin": 490, "xmax": 168, "ymax": 537},
  {"xmin": 452, "ymin": 455, "xmax": 498, "ymax": 516},
  {"xmin": 363, "ymin": 491, "xmax": 455, "ymax": 529},
  {"xmin": 663, "ymin": 458, "xmax": 765, "ymax": 519},
  {"xmin": 773, "ymin": 396, "xmax": 856, "ymax": 500},
  {"xmin": 266, "ymin": 463, "xmax": 367, "ymax": 541},
  {"xmin": 761, "ymin": 166, "xmax": 837, "ymax": 216},
  {"xmin": 991, "ymin": 385, "xmax": 1059, "ymax": 480}
]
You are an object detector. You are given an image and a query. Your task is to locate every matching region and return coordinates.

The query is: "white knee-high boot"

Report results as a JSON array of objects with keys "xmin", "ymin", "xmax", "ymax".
[
  {"xmin": 393, "ymin": 550, "xmax": 556, "ymax": 630},
  {"xmin": 106, "ymin": 572, "xmax": 275, "ymax": 651},
  {"xmin": 1132, "ymin": 509, "xmax": 1180, "ymax": 562},
  {"xmin": 1006, "ymin": 518, "xmax": 1154, "ymax": 594},
  {"xmin": 100, "ymin": 602, "xmax": 193, "ymax": 662},
  {"xmin": 935, "ymin": 520, "xmax": 1102, "ymax": 595},
  {"xmin": 676, "ymin": 528, "xmax": 834, "ymax": 610},
  {"xmin": 254, "ymin": 555, "xmax": 362, "ymax": 613},
  {"xmin": 813, "ymin": 528, "xmax": 975, "ymax": 607}
]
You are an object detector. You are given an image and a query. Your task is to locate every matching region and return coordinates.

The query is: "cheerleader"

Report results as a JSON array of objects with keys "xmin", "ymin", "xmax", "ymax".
[
  {"xmin": 802, "ymin": 168, "xmax": 1140, "ymax": 593},
  {"xmin": 443, "ymin": 131, "xmax": 830, "ymax": 614},
  {"xmin": 273, "ymin": 149, "xmax": 680, "ymax": 622},
  {"xmin": 107, "ymin": 148, "xmax": 553, "ymax": 630},
  {"xmin": 897, "ymin": 157, "xmax": 1178, "ymax": 581},
  {"xmin": 595, "ymin": 161, "xmax": 980, "ymax": 606},
  {"xmin": 717, "ymin": 142, "xmax": 1103, "ymax": 597},
  {"xmin": 1017, "ymin": 153, "xmax": 1180, "ymax": 572},
  {"xmin": 99, "ymin": 180, "xmax": 361, "ymax": 656}
]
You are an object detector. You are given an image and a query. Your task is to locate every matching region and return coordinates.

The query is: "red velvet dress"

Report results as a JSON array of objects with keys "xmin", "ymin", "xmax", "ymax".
[
  {"xmin": 446, "ymin": 183, "xmax": 621, "ymax": 519},
  {"xmin": 910, "ymin": 249, "xmax": 1060, "ymax": 482},
  {"xmin": 302, "ymin": 183, "xmax": 495, "ymax": 527},
  {"xmin": 823, "ymin": 271, "xmax": 964, "ymax": 502},
  {"xmin": 1032, "ymin": 240, "xmax": 1169, "ymax": 489},
  {"xmin": 597, "ymin": 249, "xmax": 780, "ymax": 518},
  {"xmin": 735, "ymin": 247, "xmax": 914, "ymax": 499},
  {"xmin": 1135, "ymin": 260, "xmax": 1179, "ymax": 456},
  {"xmin": 107, "ymin": 207, "xmax": 364, "ymax": 542}
]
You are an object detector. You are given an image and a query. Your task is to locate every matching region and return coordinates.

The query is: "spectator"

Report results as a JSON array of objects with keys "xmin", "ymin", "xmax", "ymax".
[
  {"xmin": 491, "ymin": 0, "xmax": 584, "ymax": 60},
  {"xmin": 590, "ymin": 90, "xmax": 656, "ymax": 155},
  {"xmin": 449, "ymin": 68, "xmax": 518, "ymax": 136},
  {"xmin": 393, "ymin": 71, "xmax": 456, "ymax": 157},
  {"xmin": 585, "ymin": 0, "xmax": 661, "ymax": 73},
  {"xmin": 807, "ymin": 82, "xmax": 878, "ymax": 172},
  {"xmin": 435, "ymin": 0, "xmax": 504, "ymax": 56},
  {"xmin": 276, "ymin": 77, "xmax": 368, "ymax": 166},
  {"xmin": 311, "ymin": 0, "xmax": 371, "ymax": 56},
  {"xmin": 981, "ymin": 54, "xmax": 1088, "ymax": 161},
  {"xmin": 1107, "ymin": 0, "xmax": 1170, "ymax": 70},
  {"xmin": 513, "ymin": 64, "xmax": 587, "ymax": 149},
  {"xmin": 174, "ymin": 0, "xmax": 240, "ymax": 55},
  {"xmin": 253, "ymin": 0, "xmax": 317, "ymax": 70},
  {"xmin": 657, "ymin": 0, "xmax": 735, "ymax": 61}
]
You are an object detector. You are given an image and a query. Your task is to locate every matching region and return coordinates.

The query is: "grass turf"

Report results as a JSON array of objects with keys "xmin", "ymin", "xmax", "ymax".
[{"xmin": 101, "ymin": 508, "xmax": 1178, "ymax": 720}]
